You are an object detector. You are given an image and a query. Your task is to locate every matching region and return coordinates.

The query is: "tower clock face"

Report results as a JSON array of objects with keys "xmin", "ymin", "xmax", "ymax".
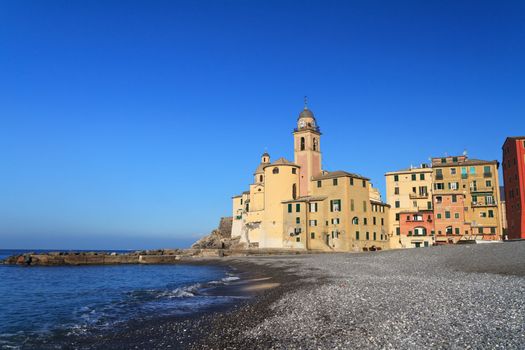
[{"xmin": 299, "ymin": 120, "xmax": 306, "ymax": 128}]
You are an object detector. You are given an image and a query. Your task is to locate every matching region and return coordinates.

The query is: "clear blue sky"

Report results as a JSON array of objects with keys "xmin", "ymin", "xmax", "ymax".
[{"xmin": 1, "ymin": 1, "xmax": 523, "ymax": 249}]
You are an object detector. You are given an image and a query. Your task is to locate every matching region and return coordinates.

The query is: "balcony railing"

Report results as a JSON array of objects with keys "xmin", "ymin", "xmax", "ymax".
[
  {"xmin": 409, "ymin": 192, "xmax": 429, "ymax": 199},
  {"xmin": 461, "ymin": 174, "xmax": 468, "ymax": 179},
  {"xmin": 435, "ymin": 174, "xmax": 444, "ymax": 180},
  {"xmin": 470, "ymin": 186, "xmax": 494, "ymax": 193},
  {"xmin": 471, "ymin": 201, "xmax": 497, "ymax": 207},
  {"xmin": 483, "ymin": 172, "xmax": 492, "ymax": 178}
]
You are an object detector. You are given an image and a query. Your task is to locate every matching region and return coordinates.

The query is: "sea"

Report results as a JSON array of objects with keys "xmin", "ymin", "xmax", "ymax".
[{"xmin": 0, "ymin": 249, "xmax": 242, "ymax": 349}]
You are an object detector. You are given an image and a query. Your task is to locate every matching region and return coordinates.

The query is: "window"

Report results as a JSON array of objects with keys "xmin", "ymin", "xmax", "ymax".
[
  {"xmin": 300, "ymin": 137, "xmax": 305, "ymax": 151},
  {"xmin": 484, "ymin": 166, "xmax": 491, "ymax": 175},
  {"xmin": 486, "ymin": 180, "xmax": 492, "ymax": 187},
  {"xmin": 352, "ymin": 217, "xmax": 359, "ymax": 225},
  {"xmin": 296, "ymin": 203, "xmax": 301, "ymax": 212},
  {"xmin": 333, "ymin": 178, "xmax": 338, "ymax": 186},
  {"xmin": 435, "ymin": 183, "xmax": 445, "ymax": 190},
  {"xmin": 445, "ymin": 211, "xmax": 451, "ymax": 219},
  {"xmin": 486, "ymin": 195, "xmax": 494, "ymax": 204},
  {"xmin": 414, "ymin": 215, "xmax": 423, "ymax": 221},
  {"xmin": 394, "ymin": 175, "xmax": 399, "ymax": 182},
  {"xmin": 446, "ymin": 226, "xmax": 453, "ymax": 235},
  {"xmin": 313, "ymin": 138, "xmax": 318, "ymax": 151},
  {"xmin": 362, "ymin": 180, "xmax": 366, "ymax": 187},
  {"xmin": 273, "ymin": 167, "xmax": 279, "ymax": 174},
  {"xmin": 355, "ymin": 231, "xmax": 360, "ymax": 240},
  {"xmin": 437, "ymin": 213, "xmax": 442, "ymax": 219},
  {"xmin": 363, "ymin": 201, "xmax": 367, "ymax": 212},
  {"xmin": 350, "ymin": 199, "xmax": 355, "ymax": 211},
  {"xmin": 411, "ymin": 174, "xmax": 416, "ymax": 181},
  {"xmin": 395, "ymin": 213, "xmax": 400, "ymax": 221},
  {"xmin": 395, "ymin": 201, "xmax": 400, "ymax": 208},
  {"xmin": 436, "ymin": 169, "xmax": 443, "ymax": 179},
  {"xmin": 296, "ymin": 217, "xmax": 300, "ymax": 224},
  {"xmin": 259, "ymin": 175, "xmax": 263, "ymax": 182},
  {"xmin": 488, "ymin": 210, "xmax": 494, "ymax": 218},
  {"xmin": 317, "ymin": 180, "xmax": 322, "ymax": 188},
  {"xmin": 450, "ymin": 168, "xmax": 456, "ymax": 175},
  {"xmin": 373, "ymin": 232, "xmax": 377, "ymax": 240},
  {"xmin": 292, "ymin": 184, "xmax": 297, "ymax": 199},
  {"xmin": 350, "ymin": 178, "xmax": 354, "ymax": 185},
  {"xmin": 448, "ymin": 182, "xmax": 458, "ymax": 190},
  {"xmin": 472, "ymin": 195, "xmax": 478, "ymax": 203},
  {"xmin": 296, "ymin": 237, "xmax": 301, "ymax": 242},
  {"xmin": 292, "ymin": 168, "xmax": 297, "ymax": 174},
  {"xmin": 330, "ymin": 199, "xmax": 341, "ymax": 212},
  {"xmin": 478, "ymin": 227, "xmax": 483, "ymax": 234},
  {"xmin": 452, "ymin": 157, "xmax": 458, "ymax": 162},
  {"xmin": 331, "ymin": 218, "xmax": 340, "ymax": 224},
  {"xmin": 394, "ymin": 187, "xmax": 399, "ymax": 195},
  {"xmin": 311, "ymin": 232, "xmax": 315, "ymax": 239},
  {"xmin": 288, "ymin": 204, "xmax": 292, "ymax": 213},
  {"xmin": 240, "ymin": 198, "xmax": 243, "ymax": 205},
  {"xmin": 420, "ymin": 173, "xmax": 425, "ymax": 180},
  {"xmin": 452, "ymin": 194, "xmax": 457, "ymax": 203},
  {"xmin": 381, "ymin": 218, "xmax": 384, "ymax": 226},
  {"xmin": 396, "ymin": 227, "xmax": 400, "ymax": 236},
  {"xmin": 436, "ymin": 196, "xmax": 442, "ymax": 204},
  {"xmin": 363, "ymin": 218, "xmax": 368, "ymax": 225},
  {"xmin": 309, "ymin": 202, "xmax": 318, "ymax": 212},
  {"xmin": 373, "ymin": 217, "xmax": 376, "ymax": 225},
  {"xmin": 490, "ymin": 227, "xmax": 496, "ymax": 234},
  {"xmin": 470, "ymin": 166, "xmax": 476, "ymax": 174},
  {"xmin": 413, "ymin": 200, "xmax": 417, "ymax": 208},
  {"xmin": 480, "ymin": 212, "xmax": 487, "ymax": 218},
  {"xmin": 455, "ymin": 213, "xmax": 459, "ymax": 219},
  {"xmin": 441, "ymin": 158, "xmax": 446, "ymax": 164},
  {"xmin": 309, "ymin": 220, "xmax": 317, "ymax": 226},
  {"xmin": 366, "ymin": 232, "xmax": 370, "ymax": 240},
  {"xmin": 427, "ymin": 201, "xmax": 432, "ymax": 210}
]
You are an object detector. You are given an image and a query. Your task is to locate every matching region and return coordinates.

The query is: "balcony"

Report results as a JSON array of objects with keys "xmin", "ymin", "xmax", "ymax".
[
  {"xmin": 470, "ymin": 186, "xmax": 494, "ymax": 193},
  {"xmin": 483, "ymin": 172, "xmax": 492, "ymax": 178},
  {"xmin": 409, "ymin": 192, "xmax": 429, "ymax": 199},
  {"xmin": 435, "ymin": 174, "xmax": 444, "ymax": 180},
  {"xmin": 471, "ymin": 201, "xmax": 497, "ymax": 208},
  {"xmin": 461, "ymin": 174, "xmax": 468, "ymax": 179}
]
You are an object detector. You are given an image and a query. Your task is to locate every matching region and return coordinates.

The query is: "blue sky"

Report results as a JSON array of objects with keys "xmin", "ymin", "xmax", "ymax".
[{"xmin": 1, "ymin": 1, "xmax": 523, "ymax": 249}]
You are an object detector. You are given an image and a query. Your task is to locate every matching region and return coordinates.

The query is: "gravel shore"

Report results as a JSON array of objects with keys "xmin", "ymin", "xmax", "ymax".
[{"xmin": 72, "ymin": 242, "xmax": 525, "ymax": 349}]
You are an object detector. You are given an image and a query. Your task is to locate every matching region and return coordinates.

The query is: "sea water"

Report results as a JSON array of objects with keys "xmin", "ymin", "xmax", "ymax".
[{"xmin": 0, "ymin": 249, "xmax": 239, "ymax": 349}]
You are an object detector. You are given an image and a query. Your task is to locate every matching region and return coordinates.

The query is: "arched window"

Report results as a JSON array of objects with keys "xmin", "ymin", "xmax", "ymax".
[
  {"xmin": 352, "ymin": 217, "xmax": 359, "ymax": 225},
  {"xmin": 292, "ymin": 184, "xmax": 297, "ymax": 199},
  {"xmin": 300, "ymin": 137, "xmax": 305, "ymax": 151},
  {"xmin": 446, "ymin": 226, "xmax": 453, "ymax": 235},
  {"xmin": 273, "ymin": 167, "xmax": 279, "ymax": 174},
  {"xmin": 414, "ymin": 227, "xmax": 427, "ymax": 236},
  {"xmin": 313, "ymin": 138, "xmax": 318, "ymax": 151},
  {"xmin": 259, "ymin": 175, "xmax": 263, "ymax": 182}
]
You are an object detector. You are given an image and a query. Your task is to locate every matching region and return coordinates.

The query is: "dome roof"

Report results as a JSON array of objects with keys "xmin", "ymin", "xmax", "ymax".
[
  {"xmin": 262, "ymin": 152, "xmax": 270, "ymax": 157},
  {"xmin": 254, "ymin": 163, "xmax": 265, "ymax": 174},
  {"xmin": 298, "ymin": 107, "xmax": 314, "ymax": 120}
]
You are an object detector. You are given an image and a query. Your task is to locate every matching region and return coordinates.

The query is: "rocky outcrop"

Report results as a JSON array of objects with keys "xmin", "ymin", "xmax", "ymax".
[{"xmin": 191, "ymin": 217, "xmax": 241, "ymax": 249}]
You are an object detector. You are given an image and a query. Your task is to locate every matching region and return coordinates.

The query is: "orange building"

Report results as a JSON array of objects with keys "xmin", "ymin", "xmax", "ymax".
[{"xmin": 502, "ymin": 137, "xmax": 525, "ymax": 240}]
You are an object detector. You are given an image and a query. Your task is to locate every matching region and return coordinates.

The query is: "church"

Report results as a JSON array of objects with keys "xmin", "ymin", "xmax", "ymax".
[{"xmin": 231, "ymin": 104, "xmax": 391, "ymax": 251}]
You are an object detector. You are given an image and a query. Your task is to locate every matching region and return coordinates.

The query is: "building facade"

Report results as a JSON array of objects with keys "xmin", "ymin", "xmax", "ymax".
[
  {"xmin": 231, "ymin": 105, "xmax": 391, "ymax": 251},
  {"xmin": 385, "ymin": 166, "xmax": 434, "ymax": 248},
  {"xmin": 502, "ymin": 137, "xmax": 525, "ymax": 240},
  {"xmin": 385, "ymin": 155, "xmax": 503, "ymax": 246}
]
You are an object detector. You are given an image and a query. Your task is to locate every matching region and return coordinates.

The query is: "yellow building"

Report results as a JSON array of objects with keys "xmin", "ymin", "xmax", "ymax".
[
  {"xmin": 231, "ymin": 104, "xmax": 391, "ymax": 252},
  {"xmin": 385, "ymin": 165, "xmax": 434, "ymax": 248}
]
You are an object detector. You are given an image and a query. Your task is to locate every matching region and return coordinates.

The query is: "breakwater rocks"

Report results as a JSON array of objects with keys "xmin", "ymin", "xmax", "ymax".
[
  {"xmin": 1, "ymin": 249, "xmax": 222, "ymax": 266},
  {"xmin": 2, "ymin": 248, "xmax": 320, "ymax": 266}
]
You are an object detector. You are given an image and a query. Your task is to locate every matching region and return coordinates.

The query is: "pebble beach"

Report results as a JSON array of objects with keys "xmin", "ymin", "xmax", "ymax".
[{"xmin": 53, "ymin": 242, "xmax": 525, "ymax": 349}]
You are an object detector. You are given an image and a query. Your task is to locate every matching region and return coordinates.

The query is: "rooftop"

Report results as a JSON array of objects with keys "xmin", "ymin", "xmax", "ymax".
[{"xmin": 312, "ymin": 170, "xmax": 369, "ymax": 181}]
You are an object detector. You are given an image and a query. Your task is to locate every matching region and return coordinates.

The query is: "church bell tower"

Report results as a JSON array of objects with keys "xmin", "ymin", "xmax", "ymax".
[{"xmin": 293, "ymin": 99, "xmax": 322, "ymax": 197}]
